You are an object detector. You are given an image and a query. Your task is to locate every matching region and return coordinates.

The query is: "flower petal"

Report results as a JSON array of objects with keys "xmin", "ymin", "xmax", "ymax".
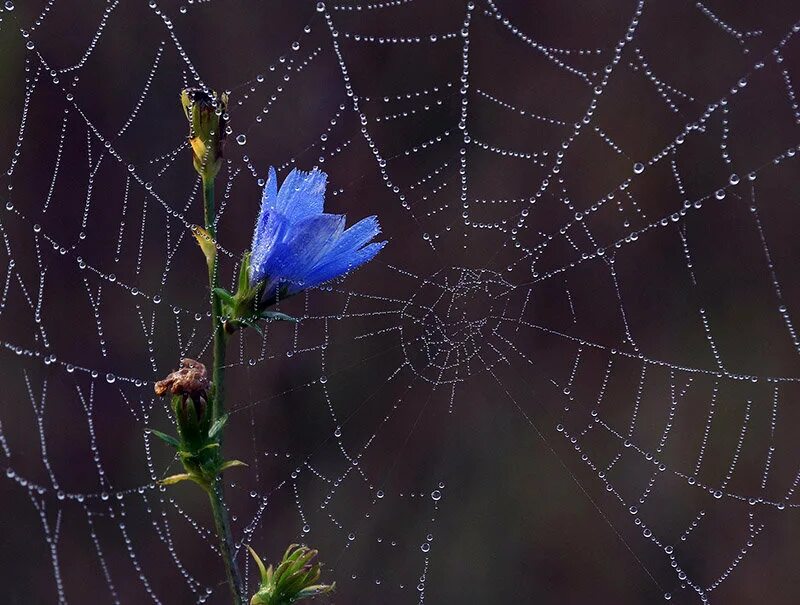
[
  {"xmin": 300, "ymin": 240, "xmax": 386, "ymax": 291},
  {"xmin": 249, "ymin": 210, "xmax": 287, "ymax": 284},
  {"xmin": 260, "ymin": 166, "xmax": 279, "ymax": 213},
  {"xmin": 276, "ymin": 168, "xmax": 327, "ymax": 221},
  {"xmin": 267, "ymin": 213, "xmax": 345, "ymax": 285},
  {"xmin": 326, "ymin": 215, "xmax": 381, "ymax": 259},
  {"xmin": 250, "ymin": 166, "xmax": 281, "ymax": 283}
]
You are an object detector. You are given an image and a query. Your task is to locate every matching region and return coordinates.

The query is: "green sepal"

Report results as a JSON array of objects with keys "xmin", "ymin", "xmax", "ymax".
[
  {"xmin": 238, "ymin": 251, "xmax": 252, "ymax": 294},
  {"xmin": 208, "ymin": 413, "xmax": 229, "ymax": 439},
  {"xmin": 145, "ymin": 428, "xmax": 180, "ymax": 449},
  {"xmin": 247, "ymin": 545, "xmax": 270, "ymax": 583},
  {"xmin": 213, "ymin": 287, "xmax": 235, "ymax": 308}
]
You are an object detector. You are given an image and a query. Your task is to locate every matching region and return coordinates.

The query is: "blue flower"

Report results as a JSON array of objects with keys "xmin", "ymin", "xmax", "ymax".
[{"xmin": 249, "ymin": 166, "xmax": 385, "ymax": 303}]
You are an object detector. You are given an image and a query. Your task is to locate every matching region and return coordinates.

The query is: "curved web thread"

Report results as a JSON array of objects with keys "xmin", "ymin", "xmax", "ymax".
[{"xmin": 0, "ymin": 1, "xmax": 799, "ymax": 604}]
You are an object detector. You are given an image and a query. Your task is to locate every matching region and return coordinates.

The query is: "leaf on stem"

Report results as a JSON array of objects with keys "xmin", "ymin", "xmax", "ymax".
[
  {"xmin": 145, "ymin": 428, "xmax": 180, "ymax": 449},
  {"xmin": 219, "ymin": 459, "xmax": 248, "ymax": 472}
]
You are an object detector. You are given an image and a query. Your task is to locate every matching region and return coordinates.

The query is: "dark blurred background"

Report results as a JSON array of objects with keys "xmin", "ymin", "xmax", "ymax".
[{"xmin": 1, "ymin": 1, "xmax": 800, "ymax": 604}]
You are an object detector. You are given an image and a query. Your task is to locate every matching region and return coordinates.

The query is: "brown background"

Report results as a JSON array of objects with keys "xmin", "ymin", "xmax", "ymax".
[{"xmin": 1, "ymin": 1, "xmax": 800, "ymax": 604}]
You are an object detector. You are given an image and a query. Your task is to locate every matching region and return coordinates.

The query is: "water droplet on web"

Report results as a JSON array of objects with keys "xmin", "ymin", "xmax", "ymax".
[
  {"xmin": 729, "ymin": 173, "xmax": 740, "ymax": 185},
  {"xmin": 236, "ymin": 134, "xmax": 247, "ymax": 145},
  {"xmin": 633, "ymin": 162, "xmax": 645, "ymax": 174},
  {"xmin": 316, "ymin": 1, "xmax": 325, "ymax": 11},
  {"xmin": 376, "ymin": 490, "xmax": 384, "ymax": 499},
  {"xmin": 420, "ymin": 543, "xmax": 430, "ymax": 552},
  {"xmin": 4, "ymin": 1, "xmax": 14, "ymax": 10},
  {"xmin": 319, "ymin": 375, "xmax": 327, "ymax": 384},
  {"xmin": 105, "ymin": 373, "xmax": 116, "ymax": 384},
  {"xmin": 431, "ymin": 490, "xmax": 441, "ymax": 501},
  {"xmin": 715, "ymin": 189, "xmax": 726, "ymax": 200}
]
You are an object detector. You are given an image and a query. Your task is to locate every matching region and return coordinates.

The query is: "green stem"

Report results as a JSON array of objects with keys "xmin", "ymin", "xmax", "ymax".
[
  {"xmin": 208, "ymin": 481, "xmax": 244, "ymax": 605},
  {"xmin": 203, "ymin": 175, "xmax": 227, "ymax": 422},
  {"xmin": 202, "ymin": 173, "xmax": 243, "ymax": 604}
]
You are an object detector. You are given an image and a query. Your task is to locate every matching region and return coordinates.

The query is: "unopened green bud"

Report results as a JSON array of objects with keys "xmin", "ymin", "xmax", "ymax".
[
  {"xmin": 247, "ymin": 544, "xmax": 335, "ymax": 605},
  {"xmin": 180, "ymin": 88, "xmax": 229, "ymax": 181}
]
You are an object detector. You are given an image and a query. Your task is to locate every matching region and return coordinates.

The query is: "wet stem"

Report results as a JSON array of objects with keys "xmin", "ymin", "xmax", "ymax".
[{"xmin": 203, "ymin": 174, "xmax": 245, "ymax": 604}]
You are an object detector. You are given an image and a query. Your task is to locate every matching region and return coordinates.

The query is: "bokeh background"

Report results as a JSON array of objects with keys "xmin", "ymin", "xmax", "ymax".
[{"xmin": 1, "ymin": 1, "xmax": 800, "ymax": 604}]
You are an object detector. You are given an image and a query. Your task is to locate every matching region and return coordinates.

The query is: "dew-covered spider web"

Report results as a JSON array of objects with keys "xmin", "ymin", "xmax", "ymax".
[{"xmin": 2, "ymin": 0, "xmax": 800, "ymax": 603}]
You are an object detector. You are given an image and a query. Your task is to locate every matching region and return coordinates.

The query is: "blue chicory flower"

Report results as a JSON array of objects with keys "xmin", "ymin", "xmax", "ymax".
[{"xmin": 249, "ymin": 166, "xmax": 385, "ymax": 303}]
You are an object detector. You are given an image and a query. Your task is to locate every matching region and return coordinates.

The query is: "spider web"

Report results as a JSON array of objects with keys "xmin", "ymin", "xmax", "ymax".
[{"xmin": 1, "ymin": 0, "xmax": 800, "ymax": 604}]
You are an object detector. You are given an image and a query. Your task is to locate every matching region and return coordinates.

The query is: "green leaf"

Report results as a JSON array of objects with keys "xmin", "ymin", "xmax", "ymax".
[
  {"xmin": 218, "ymin": 459, "xmax": 248, "ymax": 472},
  {"xmin": 192, "ymin": 226, "xmax": 217, "ymax": 269},
  {"xmin": 145, "ymin": 429, "xmax": 180, "ymax": 449},
  {"xmin": 160, "ymin": 473, "xmax": 195, "ymax": 486},
  {"xmin": 208, "ymin": 414, "xmax": 229, "ymax": 439},
  {"xmin": 242, "ymin": 319, "xmax": 263, "ymax": 336},
  {"xmin": 296, "ymin": 583, "xmax": 336, "ymax": 599},
  {"xmin": 260, "ymin": 310, "xmax": 298, "ymax": 323}
]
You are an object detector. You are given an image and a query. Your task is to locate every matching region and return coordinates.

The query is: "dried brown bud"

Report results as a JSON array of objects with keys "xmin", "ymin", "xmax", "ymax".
[{"xmin": 154, "ymin": 358, "xmax": 210, "ymax": 400}]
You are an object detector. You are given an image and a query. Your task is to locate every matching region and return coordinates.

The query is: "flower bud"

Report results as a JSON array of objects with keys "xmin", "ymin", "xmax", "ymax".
[
  {"xmin": 154, "ymin": 358, "xmax": 212, "ymax": 450},
  {"xmin": 150, "ymin": 359, "xmax": 246, "ymax": 489},
  {"xmin": 180, "ymin": 88, "xmax": 228, "ymax": 181},
  {"xmin": 247, "ymin": 544, "xmax": 335, "ymax": 605}
]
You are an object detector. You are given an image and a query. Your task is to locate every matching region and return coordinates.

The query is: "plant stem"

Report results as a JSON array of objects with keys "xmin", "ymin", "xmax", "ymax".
[
  {"xmin": 208, "ymin": 482, "xmax": 244, "ymax": 605},
  {"xmin": 203, "ymin": 175, "xmax": 227, "ymax": 422},
  {"xmin": 202, "ymin": 173, "xmax": 243, "ymax": 604}
]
